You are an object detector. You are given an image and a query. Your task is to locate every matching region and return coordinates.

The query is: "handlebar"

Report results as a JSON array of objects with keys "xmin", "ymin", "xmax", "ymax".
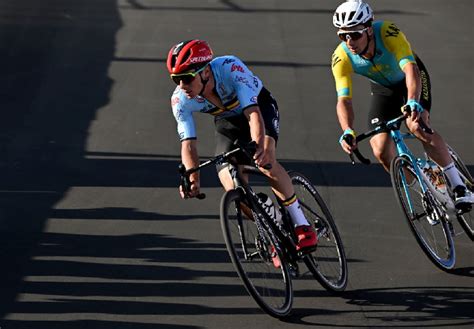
[
  {"xmin": 345, "ymin": 105, "xmax": 433, "ymax": 165},
  {"xmin": 178, "ymin": 141, "xmax": 269, "ymax": 199}
]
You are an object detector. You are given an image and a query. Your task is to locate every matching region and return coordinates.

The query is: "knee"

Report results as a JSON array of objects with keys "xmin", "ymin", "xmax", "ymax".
[
  {"xmin": 259, "ymin": 160, "xmax": 281, "ymax": 179},
  {"xmin": 372, "ymin": 147, "xmax": 392, "ymax": 167},
  {"xmin": 410, "ymin": 126, "xmax": 433, "ymax": 144},
  {"xmin": 217, "ymin": 165, "xmax": 235, "ymax": 191},
  {"xmin": 407, "ymin": 114, "xmax": 434, "ymax": 144}
]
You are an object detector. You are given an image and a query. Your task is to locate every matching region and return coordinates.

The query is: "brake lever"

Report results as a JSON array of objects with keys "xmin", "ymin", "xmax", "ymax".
[
  {"xmin": 419, "ymin": 119, "xmax": 433, "ymax": 135},
  {"xmin": 236, "ymin": 141, "xmax": 272, "ymax": 170},
  {"xmin": 343, "ymin": 135, "xmax": 371, "ymax": 165},
  {"xmin": 349, "ymin": 152, "xmax": 355, "ymax": 165}
]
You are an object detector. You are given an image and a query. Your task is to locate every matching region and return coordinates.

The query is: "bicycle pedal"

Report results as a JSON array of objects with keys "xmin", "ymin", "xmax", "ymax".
[
  {"xmin": 317, "ymin": 227, "xmax": 328, "ymax": 239},
  {"xmin": 297, "ymin": 245, "xmax": 317, "ymax": 257},
  {"xmin": 426, "ymin": 217, "xmax": 440, "ymax": 226}
]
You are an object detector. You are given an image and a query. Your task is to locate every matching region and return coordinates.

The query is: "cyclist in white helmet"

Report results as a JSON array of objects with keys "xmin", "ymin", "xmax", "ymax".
[{"xmin": 331, "ymin": 0, "xmax": 474, "ymax": 209}]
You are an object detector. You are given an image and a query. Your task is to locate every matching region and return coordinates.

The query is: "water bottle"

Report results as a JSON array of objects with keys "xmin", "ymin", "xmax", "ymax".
[{"xmin": 257, "ymin": 192, "xmax": 283, "ymax": 225}]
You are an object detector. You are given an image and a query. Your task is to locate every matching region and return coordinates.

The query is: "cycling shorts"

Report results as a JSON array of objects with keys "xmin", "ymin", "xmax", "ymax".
[
  {"xmin": 368, "ymin": 55, "xmax": 431, "ymax": 130},
  {"xmin": 214, "ymin": 87, "xmax": 279, "ymax": 172}
]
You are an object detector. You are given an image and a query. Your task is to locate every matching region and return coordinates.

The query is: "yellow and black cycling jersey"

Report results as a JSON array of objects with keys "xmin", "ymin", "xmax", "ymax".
[{"xmin": 331, "ymin": 20, "xmax": 416, "ymax": 98}]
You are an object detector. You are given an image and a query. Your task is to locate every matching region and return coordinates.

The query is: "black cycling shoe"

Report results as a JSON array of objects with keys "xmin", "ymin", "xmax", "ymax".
[{"xmin": 453, "ymin": 185, "xmax": 473, "ymax": 213}]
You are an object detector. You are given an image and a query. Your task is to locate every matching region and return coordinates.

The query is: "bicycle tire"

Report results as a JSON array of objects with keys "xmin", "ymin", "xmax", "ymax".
[
  {"xmin": 289, "ymin": 171, "xmax": 348, "ymax": 292},
  {"xmin": 390, "ymin": 156, "xmax": 456, "ymax": 270},
  {"xmin": 220, "ymin": 189, "xmax": 293, "ymax": 318},
  {"xmin": 448, "ymin": 145, "xmax": 474, "ymax": 241}
]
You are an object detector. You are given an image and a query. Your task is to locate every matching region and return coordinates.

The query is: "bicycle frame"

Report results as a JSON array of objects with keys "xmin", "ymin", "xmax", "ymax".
[
  {"xmin": 390, "ymin": 129, "xmax": 438, "ymax": 216},
  {"xmin": 227, "ymin": 163, "xmax": 300, "ymax": 261},
  {"xmin": 352, "ymin": 112, "xmax": 456, "ymax": 221},
  {"xmin": 179, "ymin": 142, "xmax": 301, "ymax": 264}
]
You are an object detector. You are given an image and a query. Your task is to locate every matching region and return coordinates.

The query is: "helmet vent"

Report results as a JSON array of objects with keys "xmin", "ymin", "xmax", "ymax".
[
  {"xmin": 181, "ymin": 49, "xmax": 192, "ymax": 64},
  {"xmin": 348, "ymin": 11, "xmax": 356, "ymax": 22}
]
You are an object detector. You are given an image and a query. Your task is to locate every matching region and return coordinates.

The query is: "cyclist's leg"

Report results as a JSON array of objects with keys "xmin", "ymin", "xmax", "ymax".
[
  {"xmin": 404, "ymin": 56, "xmax": 451, "ymax": 168},
  {"xmin": 406, "ymin": 111, "xmax": 452, "ymax": 168},
  {"xmin": 214, "ymin": 116, "xmax": 254, "ymax": 219},
  {"xmin": 259, "ymin": 137, "xmax": 317, "ymax": 249},
  {"xmin": 404, "ymin": 59, "xmax": 472, "ymax": 204},
  {"xmin": 369, "ymin": 133, "xmax": 396, "ymax": 172},
  {"xmin": 214, "ymin": 115, "xmax": 251, "ymax": 191},
  {"xmin": 256, "ymin": 88, "xmax": 316, "ymax": 248},
  {"xmin": 367, "ymin": 82, "xmax": 402, "ymax": 172},
  {"xmin": 403, "ymin": 60, "xmax": 450, "ymax": 168}
]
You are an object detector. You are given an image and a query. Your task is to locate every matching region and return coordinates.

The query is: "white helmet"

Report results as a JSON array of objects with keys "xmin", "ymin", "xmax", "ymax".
[{"xmin": 333, "ymin": 0, "xmax": 374, "ymax": 28}]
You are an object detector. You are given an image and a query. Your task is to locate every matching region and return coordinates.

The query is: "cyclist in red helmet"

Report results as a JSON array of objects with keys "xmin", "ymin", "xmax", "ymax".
[{"xmin": 167, "ymin": 39, "xmax": 317, "ymax": 251}]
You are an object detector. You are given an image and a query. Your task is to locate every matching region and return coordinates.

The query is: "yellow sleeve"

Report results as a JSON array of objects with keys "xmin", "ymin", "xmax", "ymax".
[
  {"xmin": 381, "ymin": 21, "xmax": 416, "ymax": 70},
  {"xmin": 331, "ymin": 45, "xmax": 353, "ymax": 98}
]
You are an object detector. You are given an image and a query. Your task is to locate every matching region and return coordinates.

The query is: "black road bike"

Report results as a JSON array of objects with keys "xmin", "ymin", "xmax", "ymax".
[{"xmin": 179, "ymin": 142, "xmax": 348, "ymax": 318}]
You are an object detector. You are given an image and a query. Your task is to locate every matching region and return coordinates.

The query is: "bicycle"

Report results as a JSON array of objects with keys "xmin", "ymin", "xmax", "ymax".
[
  {"xmin": 345, "ymin": 106, "xmax": 473, "ymax": 271},
  {"xmin": 179, "ymin": 142, "xmax": 348, "ymax": 318}
]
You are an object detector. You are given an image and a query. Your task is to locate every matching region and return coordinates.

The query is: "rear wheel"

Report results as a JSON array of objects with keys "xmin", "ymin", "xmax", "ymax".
[
  {"xmin": 448, "ymin": 145, "xmax": 474, "ymax": 240},
  {"xmin": 390, "ymin": 156, "xmax": 455, "ymax": 270},
  {"xmin": 289, "ymin": 171, "xmax": 348, "ymax": 292},
  {"xmin": 220, "ymin": 189, "xmax": 293, "ymax": 318}
]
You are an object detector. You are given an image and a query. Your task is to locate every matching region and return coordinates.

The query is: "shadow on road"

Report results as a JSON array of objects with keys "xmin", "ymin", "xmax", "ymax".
[
  {"xmin": 286, "ymin": 287, "xmax": 474, "ymax": 327},
  {"xmin": 0, "ymin": 0, "xmax": 121, "ymax": 322}
]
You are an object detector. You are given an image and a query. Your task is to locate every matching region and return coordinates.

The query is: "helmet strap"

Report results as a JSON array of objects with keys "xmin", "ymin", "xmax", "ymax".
[
  {"xmin": 198, "ymin": 72, "xmax": 209, "ymax": 96},
  {"xmin": 358, "ymin": 31, "xmax": 372, "ymax": 57}
]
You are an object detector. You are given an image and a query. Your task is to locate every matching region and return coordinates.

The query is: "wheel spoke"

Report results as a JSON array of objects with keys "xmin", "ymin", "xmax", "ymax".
[
  {"xmin": 220, "ymin": 189, "xmax": 293, "ymax": 317},
  {"xmin": 390, "ymin": 156, "xmax": 455, "ymax": 270},
  {"xmin": 289, "ymin": 171, "xmax": 348, "ymax": 292}
]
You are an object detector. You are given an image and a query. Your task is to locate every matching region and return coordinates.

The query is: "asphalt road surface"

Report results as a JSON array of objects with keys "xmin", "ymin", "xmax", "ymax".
[{"xmin": 0, "ymin": 1, "xmax": 473, "ymax": 328}]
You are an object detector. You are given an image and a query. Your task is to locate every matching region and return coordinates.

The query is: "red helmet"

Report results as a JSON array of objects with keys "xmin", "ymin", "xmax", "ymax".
[{"xmin": 167, "ymin": 39, "xmax": 213, "ymax": 74}]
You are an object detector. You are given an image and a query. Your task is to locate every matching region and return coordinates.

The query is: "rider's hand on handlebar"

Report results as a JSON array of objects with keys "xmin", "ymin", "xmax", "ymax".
[
  {"xmin": 253, "ymin": 141, "xmax": 271, "ymax": 168},
  {"xmin": 403, "ymin": 99, "xmax": 424, "ymax": 122},
  {"xmin": 179, "ymin": 179, "xmax": 201, "ymax": 199},
  {"xmin": 339, "ymin": 128, "xmax": 357, "ymax": 154}
]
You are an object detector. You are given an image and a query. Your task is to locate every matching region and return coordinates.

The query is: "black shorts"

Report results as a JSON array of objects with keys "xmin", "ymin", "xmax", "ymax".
[
  {"xmin": 367, "ymin": 55, "xmax": 432, "ymax": 129},
  {"xmin": 214, "ymin": 87, "xmax": 279, "ymax": 171}
]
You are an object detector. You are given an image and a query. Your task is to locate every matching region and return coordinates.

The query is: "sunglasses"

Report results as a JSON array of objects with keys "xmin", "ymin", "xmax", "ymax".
[
  {"xmin": 170, "ymin": 65, "xmax": 206, "ymax": 85},
  {"xmin": 337, "ymin": 27, "xmax": 369, "ymax": 41}
]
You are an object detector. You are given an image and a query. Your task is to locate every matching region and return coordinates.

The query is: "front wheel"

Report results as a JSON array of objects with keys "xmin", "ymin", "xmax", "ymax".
[
  {"xmin": 220, "ymin": 189, "xmax": 293, "ymax": 318},
  {"xmin": 390, "ymin": 156, "xmax": 455, "ymax": 271},
  {"xmin": 289, "ymin": 171, "xmax": 348, "ymax": 292},
  {"xmin": 448, "ymin": 145, "xmax": 474, "ymax": 241}
]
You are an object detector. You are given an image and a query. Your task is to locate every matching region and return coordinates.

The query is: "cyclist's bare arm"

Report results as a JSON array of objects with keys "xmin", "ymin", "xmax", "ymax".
[
  {"xmin": 336, "ymin": 97, "xmax": 357, "ymax": 154},
  {"xmin": 180, "ymin": 139, "xmax": 201, "ymax": 198},
  {"xmin": 402, "ymin": 62, "xmax": 422, "ymax": 120},
  {"xmin": 244, "ymin": 105, "xmax": 267, "ymax": 166},
  {"xmin": 337, "ymin": 97, "xmax": 354, "ymax": 130},
  {"xmin": 403, "ymin": 62, "xmax": 421, "ymax": 101}
]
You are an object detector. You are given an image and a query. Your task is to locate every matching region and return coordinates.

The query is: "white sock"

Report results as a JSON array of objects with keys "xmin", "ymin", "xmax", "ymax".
[
  {"xmin": 442, "ymin": 162, "xmax": 464, "ymax": 189},
  {"xmin": 283, "ymin": 195, "xmax": 310, "ymax": 227}
]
